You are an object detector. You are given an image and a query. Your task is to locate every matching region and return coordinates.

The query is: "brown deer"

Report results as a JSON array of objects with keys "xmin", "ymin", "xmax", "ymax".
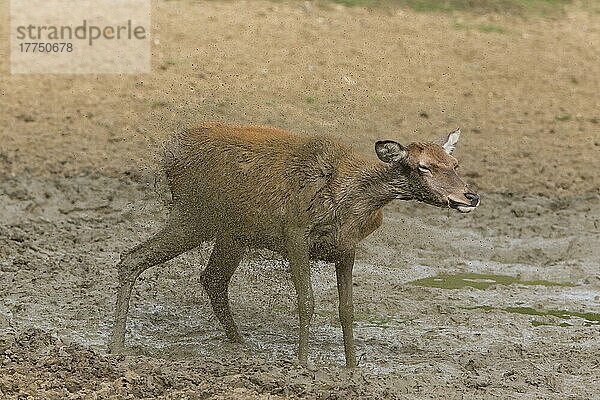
[{"xmin": 109, "ymin": 122, "xmax": 479, "ymax": 367}]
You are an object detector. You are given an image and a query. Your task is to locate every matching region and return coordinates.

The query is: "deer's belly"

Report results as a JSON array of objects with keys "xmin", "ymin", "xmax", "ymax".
[
  {"xmin": 307, "ymin": 224, "xmax": 342, "ymax": 261},
  {"xmin": 234, "ymin": 222, "xmax": 341, "ymax": 262}
]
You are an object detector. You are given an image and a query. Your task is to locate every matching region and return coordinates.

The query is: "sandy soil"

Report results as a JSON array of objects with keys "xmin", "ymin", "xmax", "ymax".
[{"xmin": 0, "ymin": 1, "xmax": 599, "ymax": 398}]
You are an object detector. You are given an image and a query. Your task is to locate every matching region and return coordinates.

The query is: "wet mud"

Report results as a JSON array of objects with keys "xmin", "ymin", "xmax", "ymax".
[
  {"xmin": 0, "ymin": 173, "xmax": 598, "ymax": 398},
  {"xmin": 1, "ymin": 0, "xmax": 599, "ymax": 398}
]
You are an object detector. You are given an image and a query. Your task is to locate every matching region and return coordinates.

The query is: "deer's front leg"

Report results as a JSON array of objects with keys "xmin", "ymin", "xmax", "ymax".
[
  {"xmin": 336, "ymin": 249, "xmax": 356, "ymax": 367},
  {"xmin": 286, "ymin": 228, "xmax": 314, "ymax": 366}
]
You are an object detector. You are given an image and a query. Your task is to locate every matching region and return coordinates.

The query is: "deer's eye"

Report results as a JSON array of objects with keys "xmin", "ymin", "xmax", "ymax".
[{"xmin": 418, "ymin": 164, "xmax": 430, "ymax": 174}]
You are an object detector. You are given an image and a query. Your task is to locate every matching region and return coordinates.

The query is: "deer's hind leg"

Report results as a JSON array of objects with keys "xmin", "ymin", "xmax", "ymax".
[
  {"xmin": 109, "ymin": 210, "xmax": 206, "ymax": 353},
  {"xmin": 200, "ymin": 235, "xmax": 245, "ymax": 343}
]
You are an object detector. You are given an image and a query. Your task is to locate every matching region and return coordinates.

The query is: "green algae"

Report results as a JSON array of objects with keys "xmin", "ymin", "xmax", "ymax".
[
  {"xmin": 409, "ymin": 272, "xmax": 574, "ymax": 290},
  {"xmin": 466, "ymin": 305, "xmax": 600, "ymax": 327}
]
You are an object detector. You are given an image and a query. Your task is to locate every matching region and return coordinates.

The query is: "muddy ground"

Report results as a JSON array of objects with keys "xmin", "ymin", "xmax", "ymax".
[{"xmin": 1, "ymin": 1, "xmax": 599, "ymax": 399}]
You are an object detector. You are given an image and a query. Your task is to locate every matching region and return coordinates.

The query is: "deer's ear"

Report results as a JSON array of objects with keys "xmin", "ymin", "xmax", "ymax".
[
  {"xmin": 441, "ymin": 128, "xmax": 460, "ymax": 154},
  {"xmin": 375, "ymin": 140, "xmax": 408, "ymax": 164}
]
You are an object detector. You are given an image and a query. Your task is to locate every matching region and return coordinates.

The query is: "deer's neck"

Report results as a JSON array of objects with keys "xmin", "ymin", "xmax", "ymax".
[{"xmin": 337, "ymin": 160, "xmax": 412, "ymax": 218}]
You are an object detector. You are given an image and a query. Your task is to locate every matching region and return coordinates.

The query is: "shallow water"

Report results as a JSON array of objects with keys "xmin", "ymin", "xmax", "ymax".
[
  {"xmin": 465, "ymin": 305, "xmax": 600, "ymax": 327},
  {"xmin": 408, "ymin": 272, "xmax": 575, "ymax": 290}
]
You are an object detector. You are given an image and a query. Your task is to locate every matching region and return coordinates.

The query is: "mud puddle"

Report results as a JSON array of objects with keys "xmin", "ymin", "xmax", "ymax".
[{"xmin": 407, "ymin": 272, "xmax": 600, "ymax": 328}]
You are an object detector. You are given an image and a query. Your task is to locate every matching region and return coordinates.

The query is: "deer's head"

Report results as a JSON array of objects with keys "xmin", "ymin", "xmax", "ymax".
[{"xmin": 375, "ymin": 128, "xmax": 479, "ymax": 213}]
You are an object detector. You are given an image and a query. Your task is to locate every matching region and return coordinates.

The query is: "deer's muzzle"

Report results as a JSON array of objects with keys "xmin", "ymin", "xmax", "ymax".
[{"xmin": 448, "ymin": 192, "xmax": 480, "ymax": 213}]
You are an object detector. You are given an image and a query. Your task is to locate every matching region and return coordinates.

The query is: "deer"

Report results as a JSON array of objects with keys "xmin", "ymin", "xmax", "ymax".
[{"xmin": 108, "ymin": 122, "xmax": 480, "ymax": 368}]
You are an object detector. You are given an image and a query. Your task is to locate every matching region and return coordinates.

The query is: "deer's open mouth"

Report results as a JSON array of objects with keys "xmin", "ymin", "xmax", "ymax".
[
  {"xmin": 455, "ymin": 205, "xmax": 475, "ymax": 213},
  {"xmin": 448, "ymin": 198, "xmax": 479, "ymax": 213}
]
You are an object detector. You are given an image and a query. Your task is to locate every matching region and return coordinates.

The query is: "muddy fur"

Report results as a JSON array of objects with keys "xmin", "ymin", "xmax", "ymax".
[{"xmin": 166, "ymin": 122, "xmax": 387, "ymax": 259}]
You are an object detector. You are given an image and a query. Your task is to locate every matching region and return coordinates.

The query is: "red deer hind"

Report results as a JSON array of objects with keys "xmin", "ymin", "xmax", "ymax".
[{"xmin": 109, "ymin": 122, "xmax": 480, "ymax": 367}]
